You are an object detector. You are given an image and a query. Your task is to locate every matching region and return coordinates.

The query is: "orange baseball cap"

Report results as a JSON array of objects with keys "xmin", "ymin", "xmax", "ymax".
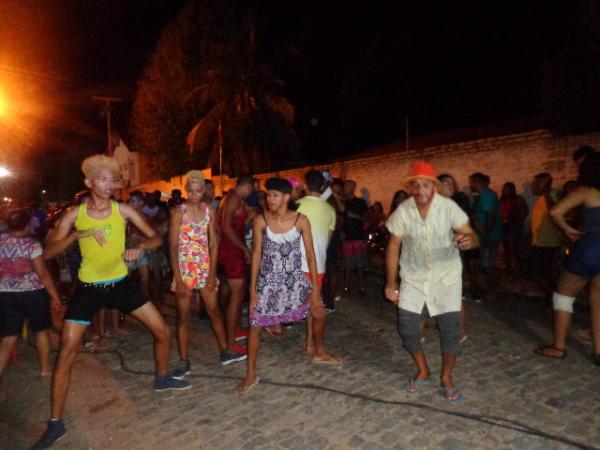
[{"xmin": 404, "ymin": 160, "xmax": 441, "ymax": 186}]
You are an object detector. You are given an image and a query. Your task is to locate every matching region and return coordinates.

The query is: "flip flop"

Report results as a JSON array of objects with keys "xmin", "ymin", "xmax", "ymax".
[
  {"xmin": 311, "ymin": 355, "xmax": 343, "ymax": 365},
  {"xmin": 236, "ymin": 377, "xmax": 260, "ymax": 396},
  {"xmin": 440, "ymin": 386, "xmax": 463, "ymax": 405},
  {"xmin": 534, "ymin": 345, "xmax": 567, "ymax": 360},
  {"xmin": 403, "ymin": 377, "xmax": 429, "ymax": 393}
]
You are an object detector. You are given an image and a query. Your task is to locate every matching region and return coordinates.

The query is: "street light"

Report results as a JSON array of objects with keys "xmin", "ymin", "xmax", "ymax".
[{"xmin": 0, "ymin": 166, "xmax": 10, "ymax": 177}]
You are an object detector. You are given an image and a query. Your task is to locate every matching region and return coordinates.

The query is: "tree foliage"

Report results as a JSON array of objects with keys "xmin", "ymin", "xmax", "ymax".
[{"xmin": 131, "ymin": 0, "xmax": 298, "ymax": 178}]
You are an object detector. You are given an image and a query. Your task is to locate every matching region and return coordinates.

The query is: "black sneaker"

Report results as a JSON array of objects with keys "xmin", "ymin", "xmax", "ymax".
[
  {"xmin": 171, "ymin": 360, "xmax": 191, "ymax": 380},
  {"xmin": 220, "ymin": 349, "xmax": 247, "ymax": 366},
  {"xmin": 31, "ymin": 419, "xmax": 67, "ymax": 449},
  {"xmin": 153, "ymin": 375, "xmax": 192, "ymax": 392}
]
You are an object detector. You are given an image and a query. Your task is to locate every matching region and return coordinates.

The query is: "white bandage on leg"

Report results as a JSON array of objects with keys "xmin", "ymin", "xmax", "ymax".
[{"xmin": 552, "ymin": 292, "xmax": 575, "ymax": 313}]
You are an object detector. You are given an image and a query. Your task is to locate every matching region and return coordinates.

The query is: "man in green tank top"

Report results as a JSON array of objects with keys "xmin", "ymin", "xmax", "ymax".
[{"xmin": 32, "ymin": 155, "xmax": 190, "ymax": 449}]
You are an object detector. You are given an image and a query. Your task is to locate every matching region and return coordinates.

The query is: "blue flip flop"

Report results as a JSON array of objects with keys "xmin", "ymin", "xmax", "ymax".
[
  {"xmin": 440, "ymin": 386, "xmax": 464, "ymax": 405},
  {"xmin": 404, "ymin": 377, "xmax": 429, "ymax": 393}
]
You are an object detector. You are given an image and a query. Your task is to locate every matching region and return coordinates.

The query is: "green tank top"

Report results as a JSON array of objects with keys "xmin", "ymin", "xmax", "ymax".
[{"xmin": 75, "ymin": 201, "xmax": 128, "ymax": 283}]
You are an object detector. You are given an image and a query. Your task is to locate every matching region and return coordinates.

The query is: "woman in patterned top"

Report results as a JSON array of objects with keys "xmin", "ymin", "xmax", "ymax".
[
  {"xmin": 236, "ymin": 177, "xmax": 320, "ymax": 395},
  {"xmin": 170, "ymin": 171, "xmax": 246, "ymax": 380},
  {"xmin": 0, "ymin": 209, "xmax": 61, "ymax": 382}
]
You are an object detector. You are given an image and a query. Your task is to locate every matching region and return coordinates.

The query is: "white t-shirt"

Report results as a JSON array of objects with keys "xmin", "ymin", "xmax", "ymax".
[
  {"xmin": 385, "ymin": 193, "xmax": 469, "ymax": 316},
  {"xmin": 297, "ymin": 196, "xmax": 336, "ymax": 274}
]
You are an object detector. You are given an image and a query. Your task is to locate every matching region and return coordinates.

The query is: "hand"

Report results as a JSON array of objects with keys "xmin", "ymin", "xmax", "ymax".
[
  {"xmin": 50, "ymin": 296, "xmax": 61, "ymax": 313},
  {"xmin": 76, "ymin": 228, "xmax": 106, "ymax": 246},
  {"xmin": 243, "ymin": 247, "xmax": 252, "ymax": 263},
  {"xmin": 384, "ymin": 284, "xmax": 399, "ymax": 304},
  {"xmin": 564, "ymin": 227, "xmax": 584, "ymax": 242},
  {"xmin": 207, "ymin": 274, "xmax": 219, "ymax": 292},
  {"xmin": 453, "ymin": 233, "xmax": 472, "ymax": 251},
  {"xmin": 123, "ymin": 248, "xmax": 143, "ymax": 261}
]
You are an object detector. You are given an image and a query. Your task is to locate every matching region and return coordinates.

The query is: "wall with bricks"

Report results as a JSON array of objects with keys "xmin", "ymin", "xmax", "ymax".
[{"xmin": 130, "ymin": 126, "xmax": 600, "ymax": 215}]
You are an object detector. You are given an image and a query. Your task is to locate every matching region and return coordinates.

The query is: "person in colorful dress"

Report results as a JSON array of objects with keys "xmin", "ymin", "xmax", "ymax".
[
  {"xmin": 170, "ymin": 171, "xmax": 246, "ymax": 379},
  {"xmin": 236, "ymin": 178, "xmax": 320, "ymax": 395},
  {"xmin": 0, "ymin": 209, "xmax": 61, "ymax": 384}
]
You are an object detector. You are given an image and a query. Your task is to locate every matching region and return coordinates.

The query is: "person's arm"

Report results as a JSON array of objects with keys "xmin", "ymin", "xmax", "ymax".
[
  {"xmin": 222, "ymin": 194, "xmax": 251, "ymax": 259},
  {"xmin": 384, "ymin": 234, "xmax": 402, "ymax": 304},
  {"xmin": 32, "ymin": 256, "xmax": 61, "ymax": 312},
  {"xmin": 44, "ymin": 207, "xmax": 104, "ymax": 260},
  {"xmin": 298, "ymin": 215, "xmax": 320, "ymax": 304},
  {"xmin": 207, "ymin": 206, "xmax": 219, "ymax": 291},
  {"xmin": 168, "ymin": 208, "xmax": 190, "ymax": 296},
  {"xmin": 453, "ymin": 222, "xmax": 479, "ymax": 251},
  {"xmin": 550, "ymin": 188, "xmax": 587, "ymax": 241},
  {"xmin": 249, "ymin": 214, "xmax": 266, "ymax": 317},
  {"xmin": 119, "ymin": 203, "xmax": 162, "ymax": 260}
]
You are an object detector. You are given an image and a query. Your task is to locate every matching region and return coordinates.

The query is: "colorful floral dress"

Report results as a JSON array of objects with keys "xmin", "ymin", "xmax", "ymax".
[
  {"xmin": 250, "ymin": 217, "xmax": 313, "ymax": 328},
  {"xmin": 177, "ymin": 203, "xmax": 211, "ymax": 289}
]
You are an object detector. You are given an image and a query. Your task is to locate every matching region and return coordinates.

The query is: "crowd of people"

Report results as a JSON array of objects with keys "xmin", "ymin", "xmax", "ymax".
[{"xmin": 0, "ymin": 144, "xmax": 598, "ymax": 448}]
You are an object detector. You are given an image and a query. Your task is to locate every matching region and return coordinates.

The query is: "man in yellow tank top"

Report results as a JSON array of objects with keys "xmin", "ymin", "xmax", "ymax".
[{"xmin": 32, "ymin": 155, "xmax": 190, "ymax": 449}]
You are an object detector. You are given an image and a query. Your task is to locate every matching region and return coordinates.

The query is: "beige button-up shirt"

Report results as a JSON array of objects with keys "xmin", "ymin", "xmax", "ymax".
[{"xmin": 386, "ymin": 193, "xmax": 469, "ymax": 316}]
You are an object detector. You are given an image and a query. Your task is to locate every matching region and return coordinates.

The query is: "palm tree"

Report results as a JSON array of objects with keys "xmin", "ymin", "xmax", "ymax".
[{"xmin": 186, "ymin": 13, "xmax": 298, "ymax": 176}]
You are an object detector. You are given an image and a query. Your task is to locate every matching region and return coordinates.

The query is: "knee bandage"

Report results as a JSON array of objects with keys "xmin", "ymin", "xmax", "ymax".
[{"xmin": 552, "ymin": 292, "xmax": 575, "ymax": 313}]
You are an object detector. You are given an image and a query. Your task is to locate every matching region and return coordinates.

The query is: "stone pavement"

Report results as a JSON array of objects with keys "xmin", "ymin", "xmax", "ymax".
[{"xmin": 1, "ymin": 273, "xmax": 599, "ymax": 450}]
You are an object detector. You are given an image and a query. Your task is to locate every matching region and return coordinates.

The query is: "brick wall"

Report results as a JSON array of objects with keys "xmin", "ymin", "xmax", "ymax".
[
  {"xmin": 243, "ymin": 128, "xmax": 600, "ymax": 215},
  {"xmin": 130, "ymin": 127, "xmax": 600, "ymax": 216}
]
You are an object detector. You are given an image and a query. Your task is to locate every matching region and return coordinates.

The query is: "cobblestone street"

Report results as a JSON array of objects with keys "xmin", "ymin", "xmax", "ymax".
[{"xmin": 1, "ymin": 274, "xmax": 599, "ymax": 450}]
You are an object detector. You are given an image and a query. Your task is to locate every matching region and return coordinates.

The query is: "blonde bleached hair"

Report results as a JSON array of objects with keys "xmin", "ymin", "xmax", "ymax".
[
  {"xmin": 81, "ymin": 155, "xmax": 120, "ymax": 179},
  {"xmin": 185, "ymin": 170, "xmax": 205, "ymax": 187}
]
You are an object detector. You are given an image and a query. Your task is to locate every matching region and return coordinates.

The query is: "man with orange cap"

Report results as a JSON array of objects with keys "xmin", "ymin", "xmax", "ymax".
[{"xmin": 385, "ymin": 161, "xmax": 478, "ymax": 404}]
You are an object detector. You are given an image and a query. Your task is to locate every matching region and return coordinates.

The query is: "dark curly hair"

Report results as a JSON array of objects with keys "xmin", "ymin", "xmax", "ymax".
[{"xmin": 578, "ymin": 151, "xmax": 600, "ymax": 189}]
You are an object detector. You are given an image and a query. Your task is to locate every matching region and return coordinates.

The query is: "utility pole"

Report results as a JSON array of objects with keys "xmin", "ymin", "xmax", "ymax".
[{"xmin": 93, "ymin": 96, "xmax": 122, "ymax": 155}]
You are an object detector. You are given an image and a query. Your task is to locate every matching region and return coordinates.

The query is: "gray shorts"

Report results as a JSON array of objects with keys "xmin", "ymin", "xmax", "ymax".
[{"xmin": 398, "ymin": 307, "xmax": 461, "ymax": 356}]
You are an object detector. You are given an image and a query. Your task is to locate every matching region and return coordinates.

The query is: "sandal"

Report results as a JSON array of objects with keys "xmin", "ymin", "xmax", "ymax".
[
  {"xmin": 534, "ymin": 345, "xmax": 567, "ymax": 360},
  {"xmin": 236, "ymin": 377, "xmax": 260, "ymax": 396},
  {"xmin": 440, "ymin": 386, "xmax": 463, "ymax": 405},
  {"xmin": 403, "ymin": 377, "xmax": 429, "ymax": 393},
  {"xmin": 311, "ymin": 354, "xmax": 343, "ymax": 365}
]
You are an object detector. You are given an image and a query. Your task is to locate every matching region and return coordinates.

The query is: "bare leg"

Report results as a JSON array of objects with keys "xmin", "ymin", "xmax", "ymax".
[
  {"xmin": 139, "ymin": 265, "xmax": 150, "ymax": 299},
  {"xmin": 51, "ymin": 322, "xmax": 87, "ymax": 419},
  {"xmin": 111, "ymin": 309, "xmax": 128, "ymax": 336},
  {"xmin": 199, "ymin": 287, "xmax": 227, "ymax": 352},
  {"xmin": 305, "ymin": 317, "xmax": 314, "ymax": 354},
  {"xmin": 311, "ymin": 302, "xmax": 342, "ymax": 363},
  {"xmin": 344, "ymin": 266, "xmax": 351, "ymax": 291},
  {"xmin": 35, "ymin": 330, "xmax": 51, "ymax": 376},
  {"xmin": 129, "ymin": 302, "xmax": 171, "ymax": 376},
  {"xmin": 537, "ymin": 271, "xmax": 589, "ymax": 358},
  {"xmin": 237, "ymin": 326, "xmax": 260, "ymax": 394},
  {"xmin": 225, "ymin": 278, "xmax": 245, "ymax": 349},
  {"xmin": 175, "ymin": 292, "xmax": 193, "ymax": 361},
  {"xmin": 0, "ymin": 336, "xmax": 18, "ymax": 378},
  {"xmin": 440, "ymin": 354, "xmax": 457, "ymax": 389},
  {"xmin": 589, "ymin": 274, "xmax": 600, "ymax": 355},
  {"xmin": 407, "ymin": 351, "xmax": 430, "ymax": 381}
]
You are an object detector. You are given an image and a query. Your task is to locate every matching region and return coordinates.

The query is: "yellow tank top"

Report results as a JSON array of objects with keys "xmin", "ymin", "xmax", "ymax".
[{"xmin": 75, "ymin": 201, "xmax": 128, "ymax": 283}]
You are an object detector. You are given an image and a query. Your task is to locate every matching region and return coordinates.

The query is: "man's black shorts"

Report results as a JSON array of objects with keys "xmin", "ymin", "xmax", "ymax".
[
  {"xmin": 65, "ymin": 277, "xmax": 147, "ymax": 325},
  {"xmin": 0, "ymin": 290, "xmax": 51, "ymax": 337}
]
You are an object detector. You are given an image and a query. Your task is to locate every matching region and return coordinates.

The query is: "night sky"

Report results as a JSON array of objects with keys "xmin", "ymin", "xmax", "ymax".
[{"xmin": 0, "ymin": 0, "xmax": 593, "ymax": 199}]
